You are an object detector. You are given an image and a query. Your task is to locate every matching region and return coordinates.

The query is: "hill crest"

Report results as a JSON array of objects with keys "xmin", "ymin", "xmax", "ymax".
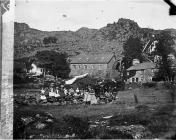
[{"xmin": 14, "ymin": 18, "xmax": 176, "ymax": 59}]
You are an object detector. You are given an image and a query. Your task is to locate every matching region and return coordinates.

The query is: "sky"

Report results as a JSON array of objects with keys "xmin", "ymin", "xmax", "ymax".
[{"xmin": 14, "ymin": 0, "xmax": 176, "ymax": 31}]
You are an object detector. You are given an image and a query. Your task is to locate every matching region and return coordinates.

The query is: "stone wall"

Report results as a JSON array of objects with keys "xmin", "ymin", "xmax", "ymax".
[
  {"xmin": 69, "ymin": 56, "xmax": 117, "ymax": 78},
  {"xmin": 127, "ymin": 71, "xmax": 143, "ymax": 83},
  {"xmin": 127, "ymin": 69, "xmax": 154, "ymax": 83},
  {"xmin": 107, "ymin": 56, "xmax": 116, "ymax": 70},
  {"xmin": 70, "ymin": 63, "xmax": 108, "ymax": 77}
]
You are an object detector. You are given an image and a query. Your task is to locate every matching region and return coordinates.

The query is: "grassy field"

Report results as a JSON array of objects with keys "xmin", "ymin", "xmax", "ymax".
[
  {"xmin": 117, "ymin": 87, "xmax": 173, "ymax": 104},
  {"xmin": 14, "ymin": 87, "xmax": 176, "ymax": 139}
]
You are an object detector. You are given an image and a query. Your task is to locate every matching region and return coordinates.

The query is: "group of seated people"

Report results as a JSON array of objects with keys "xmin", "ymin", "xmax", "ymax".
[
  {"xmin": 38, "ymin": 85, "xmax": 117, "ymax": 105},
  {"xmin": 39, "ymin": 85, "xmax": 102, "ymax": 105}
]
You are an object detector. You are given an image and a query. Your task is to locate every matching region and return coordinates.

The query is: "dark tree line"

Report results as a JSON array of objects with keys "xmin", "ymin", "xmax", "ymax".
[
  {"xmin": 121, "ymin": 36, "xmax": 144, "ymax": 80},
  {"xmin": 14, "ymin": 51, "xmax": 71, "ymax": 84},
  {"xmin": 121, "ymin": 31, "xmax": 176, "ymax": 82},
  {"xmin": 35, "ymin": 51, "xmax": 70, "ymax": 79},
  {"xmin": 153, "ymin": 31, "xmax": 176, "ymax": 81}
]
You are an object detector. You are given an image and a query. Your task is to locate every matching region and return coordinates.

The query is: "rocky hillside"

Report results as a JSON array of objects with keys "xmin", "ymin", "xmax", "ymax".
[{"xmin": 14, "ymin": 18, "xmax": 176, "ymax": 59}]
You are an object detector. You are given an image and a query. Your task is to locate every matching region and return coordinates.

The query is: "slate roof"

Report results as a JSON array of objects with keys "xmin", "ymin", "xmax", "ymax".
[
  {"xmin": 70, "ymin": 53, "xmax": 114, "ymax": 64},
  {"xmin": 127, "ymin": 62, "xmax": 156, "ymax": 71}
]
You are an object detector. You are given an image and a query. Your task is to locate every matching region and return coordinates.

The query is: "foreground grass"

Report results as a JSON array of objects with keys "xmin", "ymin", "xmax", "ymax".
[
  {"xmin": 16, "ymin": 103, "xmax": 129, "ymax": 119},
  {"xmin": 14, "ymin": 102, "xmax": 176, "ymax": 139},
  {"xmin": 14, "ymin": 87, "xmax": 176, "ymax": 139}
]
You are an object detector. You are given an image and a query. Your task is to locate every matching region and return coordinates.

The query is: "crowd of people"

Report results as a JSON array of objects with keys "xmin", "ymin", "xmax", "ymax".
[
  {"xmin": 37, "ymin": 84, "xmax": 98, "ymax": 105},
  {"xmin": 37, "ymin": 84, "xmax": 116, "ymax": 105}
]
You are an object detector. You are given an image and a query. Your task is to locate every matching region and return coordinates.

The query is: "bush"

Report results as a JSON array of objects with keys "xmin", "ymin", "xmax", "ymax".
[
  {"xmin": 163, "ymin": 82, "xmax": 176, "ymax": 89},
  {"xmin": 109, "ymin": 112, "xmax": 150, "ymax": 126},
  {"xmin": 62, "ymin": 115, "xmax": 91, "ymax": 138},
  {"xmin": 13, "ymin": 111, "xmax": 26, "ymax": 139},
  {"xmin": 116, "ymin": 80, "xmax": 125, "ymax": 91},
  {"xmin": 142, "ymin": 82, "xmax": 157, "ymax": 88},
  {"xmin": 14, "ymin": 74, "xmax": 28, "ymax": 84}
]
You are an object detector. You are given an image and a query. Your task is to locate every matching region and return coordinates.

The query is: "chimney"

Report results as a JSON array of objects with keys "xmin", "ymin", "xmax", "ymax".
[{"xmin": 132, "ymin": 59, "xmax": 140, "ymax": 66}]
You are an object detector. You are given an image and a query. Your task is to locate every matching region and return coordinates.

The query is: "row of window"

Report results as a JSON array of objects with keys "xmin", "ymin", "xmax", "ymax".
[
  {"xmin": 132, "ymin": 77, "xmax": 139, "ymax": 82},
  {"xmin": 131, "ymin": 77, "xmax": 153, "ymax": 82},
  {"xmin": 72, "ymin": 64, "xmax": 103, "ymax": 69}
]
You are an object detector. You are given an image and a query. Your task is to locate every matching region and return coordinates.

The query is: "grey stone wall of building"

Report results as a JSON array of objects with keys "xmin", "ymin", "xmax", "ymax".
[
  {"xmin": 69, "ymin": 56, "xmax": 117, "ymax": 78},
  {"xmin": 107, "ymin": 56, "xmax": 116, "ymax": 70},
  {"xmin": 70, "ymin": 63, "xmax": 108, "ymax": 77}
]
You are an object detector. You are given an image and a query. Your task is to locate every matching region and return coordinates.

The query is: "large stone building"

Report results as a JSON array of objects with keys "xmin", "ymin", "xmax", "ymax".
[{"xmin": 69, "ymin": 53, "xmax": 117, "ymax": 78}]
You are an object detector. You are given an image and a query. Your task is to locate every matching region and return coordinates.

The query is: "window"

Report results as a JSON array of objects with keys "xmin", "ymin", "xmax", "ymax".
[
  {"xmin": 73, "ymin": 65, "xmax": 76, "ymax": 69},
  {"xmin": 152, "ymin": 69, "xmax": 155, "ymax": 73},
  {"xmin": 132, "ymin": 78, "xmax": 135, "ymax": 82},
  {"xmin": 136, "ymin": 78, "xmax": 138, "ymax": 82},
  {"xmin": 84, "ymin": 65, "xmax": 87, "ymax": 69},
  {"xmin": 151, "ymin": 77, "xmax": 153, "ymax": 81},
  {"xmin": 92, "ymin": 65, "xmax": 95, "ymax": 69}
]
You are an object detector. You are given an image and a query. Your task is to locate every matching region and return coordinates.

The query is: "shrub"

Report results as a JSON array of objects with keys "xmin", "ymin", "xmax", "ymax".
[
  {"xmin": 142, "ymin": 82, "xmax": 157, "ymax": 88},
  {"xmin": 62, "ymin": 115, "xmax": 91, "ymax": 138},
  {"xmin": 109, "ymin": 112, "xmax": 150, "ymax": 126},
  {"xmin": 13, "ymin": 111, "xmax": 26, "ymax": 139}
]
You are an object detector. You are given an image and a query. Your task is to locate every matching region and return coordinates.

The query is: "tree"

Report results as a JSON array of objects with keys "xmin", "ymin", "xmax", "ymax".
[
  {"xmin": 35, "ymin": 51, "xmax": 70, "ymax": 79},
  {"xmin": 121, "ymin": 36, "xmax": 144, "ymax": 80},
  {"xmin": 154, "ymin": 31, "xmax": 176, "ymax": 81}
]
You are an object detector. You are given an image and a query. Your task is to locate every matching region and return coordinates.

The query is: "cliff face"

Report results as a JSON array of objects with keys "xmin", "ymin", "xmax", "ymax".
[{"xmin": 14, "ymin": 18, "xmax": 176, "ymax": 59}]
